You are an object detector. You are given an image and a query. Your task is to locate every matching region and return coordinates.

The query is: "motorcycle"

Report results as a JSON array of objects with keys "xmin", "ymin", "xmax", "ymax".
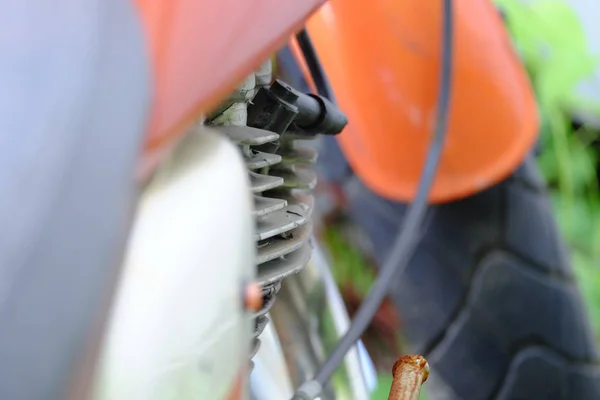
[{"xmin": 0, "ymin": 0, "xmax": 596, "ymax": 399}]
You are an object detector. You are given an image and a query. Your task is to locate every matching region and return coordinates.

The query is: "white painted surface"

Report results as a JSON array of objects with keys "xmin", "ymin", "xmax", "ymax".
[{"xmin": 94, "ymin": 127, "xmax": 255, "ymax": 400}]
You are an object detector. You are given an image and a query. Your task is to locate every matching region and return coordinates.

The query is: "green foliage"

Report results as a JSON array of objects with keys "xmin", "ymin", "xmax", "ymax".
[
  {"xmin": 370, "ymin": 374, "xmax": 394, "ymax": 400},
  {"xmin": 323, "ymin": 224, "xmax": 375, "ymax": 297}
]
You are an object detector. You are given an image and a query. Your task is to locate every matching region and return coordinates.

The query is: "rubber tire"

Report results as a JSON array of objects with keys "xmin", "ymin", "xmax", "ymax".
[{"xmin": 342, "ymin": 155, "xmax": 600, "ymax": 400}]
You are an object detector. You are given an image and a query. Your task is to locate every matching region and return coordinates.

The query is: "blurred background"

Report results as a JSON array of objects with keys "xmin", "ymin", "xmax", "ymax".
[{"xmin": 312, "ymin": 1, "xmax": 600, "ymax": 397}]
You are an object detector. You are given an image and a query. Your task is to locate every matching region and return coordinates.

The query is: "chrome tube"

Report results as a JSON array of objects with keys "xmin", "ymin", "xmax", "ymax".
[
  {"xmin": 311, "ymin": 242, "xmax": 378, "ymax": 396},
  {"xmin": 250, "ymin": 321, "xmax": 296, "ymax": 400},
  {"xmin": 260, "ymin": 240, "xmax": 376, "ymax": 400}
]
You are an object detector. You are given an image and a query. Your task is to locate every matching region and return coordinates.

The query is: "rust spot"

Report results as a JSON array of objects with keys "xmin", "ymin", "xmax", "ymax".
[
  {"xmin": 244, "ymin": 282, "xmax": 263, "ymax": 312},
  {"xmin": 388, "ymin": 355, "xmax": 429, "ymax": 400}
]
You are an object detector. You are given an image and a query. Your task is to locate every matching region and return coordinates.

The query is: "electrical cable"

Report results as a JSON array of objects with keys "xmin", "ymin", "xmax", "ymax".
[
  {"xmin": 292, "ymin": 0, "xmax": 454, "ymax": 398},
  {"xmin": 295, "ymin": 29, "xmax": 336, "ymax": 102}
]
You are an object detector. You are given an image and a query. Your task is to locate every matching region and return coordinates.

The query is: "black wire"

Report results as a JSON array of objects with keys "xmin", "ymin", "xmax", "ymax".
[
  {"xmin": 295, "ymin": 29, "xmax": 355, "ymax": 195},
  {"xmin": 292, "ymin": 0, "xmax": 454, "ymax": 397},
  {"xmin": 295, "ymin": 29, "xmax": 336, "ymax": 102}
]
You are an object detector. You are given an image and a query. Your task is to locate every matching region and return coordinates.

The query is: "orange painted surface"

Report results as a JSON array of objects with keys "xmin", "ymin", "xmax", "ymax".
[
  {"xmin": 304, "ymin": 0, "xmax": 539, "ymax": 203},
  {"xmin": 132, "ymin": 0, "xmax": 325, "ymax": 157},
  {"xmin": 225, "ymin": 368, "xmax": 247, "ymax": 400}
]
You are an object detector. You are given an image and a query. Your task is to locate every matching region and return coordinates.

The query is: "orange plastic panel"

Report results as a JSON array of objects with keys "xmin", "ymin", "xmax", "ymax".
[
  {"xmin": 132, "ymin": 0, "xmax": 325, "ymax": 152},
  {"xmin": 304, "ymin": 0, "xmax": 539, "ymax": 203}
]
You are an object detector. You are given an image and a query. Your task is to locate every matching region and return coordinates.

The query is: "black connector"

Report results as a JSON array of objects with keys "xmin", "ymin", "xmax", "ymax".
[
  {"xmin": 247, "ymin": 79, "xmax": 347, "ymax": 136},
  {"xmin": 295, "ymin": 92, "xmax": 347, "ymax": 136},
  {"xmin": 247, "ymin": 80, "xmax": 299, "ymax": 135}
]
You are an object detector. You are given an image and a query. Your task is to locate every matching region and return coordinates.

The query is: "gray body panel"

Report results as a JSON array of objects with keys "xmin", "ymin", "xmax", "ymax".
[{"xmin": 0, "ymin": 1, "xmax": 151, "ymax": 398}]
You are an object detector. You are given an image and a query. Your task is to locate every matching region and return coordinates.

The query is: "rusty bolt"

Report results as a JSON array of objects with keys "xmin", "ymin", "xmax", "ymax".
[
  {"xmin": 388, "ymin": 355, "xmax": 430, "ymax": 400},
  {"xmin": 244, "ymin": 281, "xmax": 263, "ymax": 312}
]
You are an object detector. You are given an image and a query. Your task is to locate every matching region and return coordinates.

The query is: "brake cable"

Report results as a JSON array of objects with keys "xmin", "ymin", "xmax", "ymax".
[{"xmin": 292, "ymin": 0, "xmax": 454, "ymax": 398}]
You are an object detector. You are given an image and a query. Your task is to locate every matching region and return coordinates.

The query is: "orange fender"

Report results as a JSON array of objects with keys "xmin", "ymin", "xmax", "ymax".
[
  {"xmin": 301, "ymin": 0, "xmax": 539, "ymax": 203},
  {"xmin": 132, "ymin": 0, "xmax": 325, "ymax": 178}
]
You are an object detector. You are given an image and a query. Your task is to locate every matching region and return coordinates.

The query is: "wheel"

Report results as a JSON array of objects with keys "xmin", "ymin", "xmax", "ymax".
[{"xmin": 340, "ymin": 155, "xmax": 600, "ymax": 400}]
